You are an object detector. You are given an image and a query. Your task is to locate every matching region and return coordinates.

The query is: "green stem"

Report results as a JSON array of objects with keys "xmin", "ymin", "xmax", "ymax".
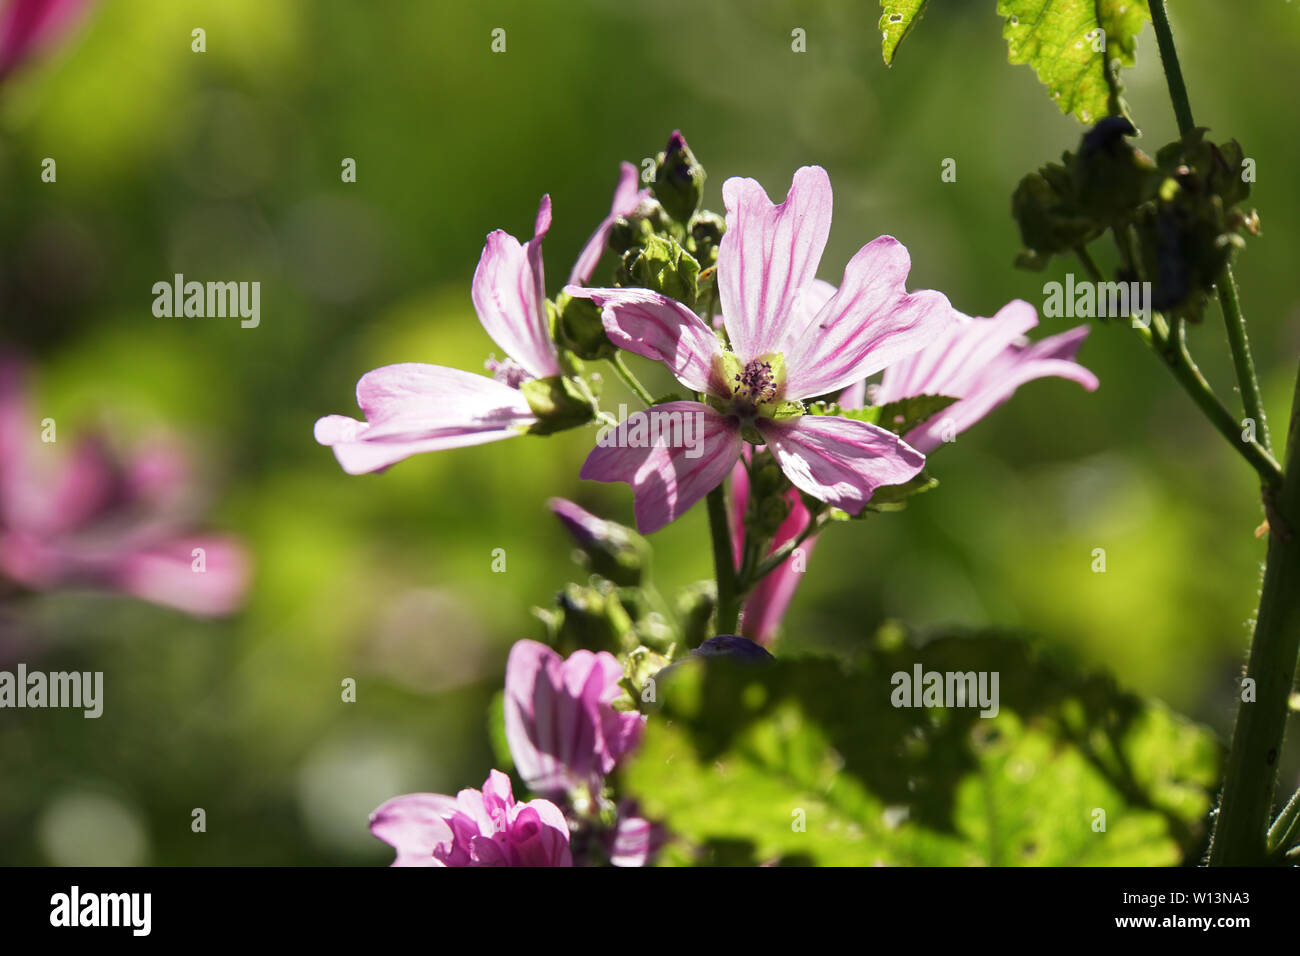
[
  {"xmin": 706, "ymin": 485, "xmax": 740, "ymax": 634},
  {"xmin": 1217, "ymin": 266, "xmax": 1273, "ymax": 452},
  {"xmin": 1209, "ymin": 364, "xmax": 1300, "ymax": 865},
  {"xmin": 1151, "ymin": 2, "xmax": 1271, "ymax": 453},
  {"xmin": 610, "ymin": 353, "xmax": 655, "ymax": 407},
  {"xmin": 1142, "ymin": 315, "xmax": 1282, "ymax": 487},
  {"xmin": 1148, "ymin": 1, "xmax": 1196, "ymax": 135},
  {"xmin": 746, "ymin": 512, "xmax": 829, "ymax": 590}
]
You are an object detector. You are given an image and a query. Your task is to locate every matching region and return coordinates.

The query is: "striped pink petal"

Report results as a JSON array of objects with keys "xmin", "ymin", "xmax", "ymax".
[
  {"xmin": 758, "ymin": 413, "xmax": 924, "ymax": 516},
  {"xmin": 564, "ymin": 285, "xmax": 723, "ymax": 395},
  {"xmin": 314, "ymin": 363, "xmax": 535, "ymax": 474},
  {"xmin": 781, "ymin": 236, "xmax": 955, "ymax": 399},
  {"xmin": 471, "ymin": 195, "xmax": 562, "ymax": 380},
  {"xmin": 580, "ymin": 401, "xmax": 742, "ymax": 533},
  {"xmin": 718, "ymin": 166, "xmax": 832, "ymax": 362}
]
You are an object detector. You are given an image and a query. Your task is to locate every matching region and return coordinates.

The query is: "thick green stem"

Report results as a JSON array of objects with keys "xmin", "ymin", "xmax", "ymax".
[
  {"xmin": 1209, "ymin": 365, "xmax": 1300, "ymax": 865},
  {"xmin": 706, "ymin": 485, "xmax": 740, "ymax": 634}
]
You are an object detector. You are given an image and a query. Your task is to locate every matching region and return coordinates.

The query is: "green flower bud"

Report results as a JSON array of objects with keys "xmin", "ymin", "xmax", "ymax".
[
  {"xmin": 618, "ymin": 233, "xmax": 700, "ymax": 308},
  {"xmin": 688, "ymin": 210, "xmax": 726, "ymax": 267},
  {"xmin": 520, "ymin": 374, "xmax": 597, "ymax": 435},
  {"xmin": 556, "ymin": 292, "xmax": 615, "ymax": 361},
  {"xmin": 653, "ymin": 130, "xmax": 706, "ymax": 224},
  {"xmin": 548, "ymin": 498, "xmax": 650, "ymax": 587}
]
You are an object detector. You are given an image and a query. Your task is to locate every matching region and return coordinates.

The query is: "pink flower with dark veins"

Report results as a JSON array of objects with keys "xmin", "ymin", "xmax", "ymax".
[
  {"xmin": 0, "ymin": 357, "xmax": 248, "ymax": 617},
  {"xmin": 315, "ymin": 165, "xmax": 641, "ymax": 475},
  {"xmin": 504, "ymin": 639, "xmax": 644, "ymax": 800},
  {"xmin": 566, "ymin": 165, "xmax": 956, "ymax": 533},
  {"xmin": 370, "ymin": 770, "xmax": 572, "ymax": 867},
  {"xmin": 870, "ymin": 299, "xmax": 1099, "ymax": 453}
]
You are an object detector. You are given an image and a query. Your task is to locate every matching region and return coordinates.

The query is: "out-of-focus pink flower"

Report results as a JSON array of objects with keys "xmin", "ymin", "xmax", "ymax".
[
  {"xmin": 0, "ymin": 0, "xmax": 91, "ymax": 80},
  {"xmin": 606, "ymin": 802, "xmax": 665, "ymax": 867},
  {"xmin": 370, "ymin": 769, "xmax": 572, "ymax": 867},
  {"xmin": 504, "ymin": 639, "xmax": 644, "ymax": 799},
  {"xmin": 569, "ymin": 161, "xmax": 649, "ymax": 286},
  {"xmin": 568, "ymin": 166, "xmax": 955, "ymax": 533},
  {"xmin": 873, "ymin": 300, "xmax": 1099, "ymax": 453},
  {"xmin": 728, "ymin": 452, "xmax": 815, "ymax": 647},
  {"xmin": 0, "ymin": 357, "xmax": 248, "ymax": 616}
]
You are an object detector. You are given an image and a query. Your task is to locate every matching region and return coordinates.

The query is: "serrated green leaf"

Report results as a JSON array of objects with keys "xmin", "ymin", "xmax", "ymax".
[
  {"xmin": 625, "ymin": 630, "xmax": 1217, "ymax": 865},
  {"xmin": 879, "ymin": 0, "xmax": 930, "ymax": 66},
  {"xmin": 999, "ymin": 0, "xmax": 1151, "ymax": 123}
]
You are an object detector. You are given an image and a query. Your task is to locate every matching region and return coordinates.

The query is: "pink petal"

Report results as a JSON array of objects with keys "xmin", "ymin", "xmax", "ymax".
[
  {"xmin": 471, "ymin": 196, "xmax": 561, "ymax": 380},
  {"xmin": 113, "ymin": 534, "xmax": 249, "ymax": 617},
  {"xmin": 781, "ymin": 237, "xmax": 955, "ymax": 399},
  {"xmin": 741, "ymin": 489, "xmax": 816, "ymax": 645},
  {"xmin": 369, "ymin": 792, "xmax": 462, "ymax": 867},
  {"xmin": 504, "ymin": 640, "xmax": 571, "ymax": 797},
  {"xmin": 568, "ymin": 162, "xmax": 649, "ymax": 286},
  {"xmin": 581, "ymin": 402, "xmax": 742, "ymax": 534},
  {"xmin": 876, "ymin": 299, "xmax": 1039, "ymax": 404},
  {"xmin": 314, "ymin": 363, "xmax": 536, "ymax": 474},
  {"xmin": 758, "ymin": 414, "xmax": 924, "ymax": 515},
  {"xmin": 718, "ymin": 166, "xmax": 832, "ymax": 362},
  {"xmin": 0, "ymin": 0, "xmax": 91, "ymax": 79},
  {"xmin": 879, "ymin": 302, "xmax": 1098, "ymax": 454},
  {"xmin": 564, "ymin": 285, "xmax": 723, "ymax": 395}
]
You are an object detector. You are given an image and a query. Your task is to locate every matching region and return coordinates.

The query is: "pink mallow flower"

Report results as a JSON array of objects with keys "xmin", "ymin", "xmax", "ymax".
[
  {"xmin": 730, "ymin": 300, "xmax": 1098, "ymax": 644},
  {"xmin": 0, "ymin": 0, "xmax": 92, "ymax": 81},
  {"xmin": 370, "ymin": 770, "xmax": 572, "ymax": 867},
  {"xmin": 504, "ymin": 639, "xmax": 644, "ymax": 800},
  {"xmin": 0, "ymin": 358, "xmax": 248, "ymax": 617},
  {"xmin": 315, "ymin": 165, "xmax": 641, "ymax": 476},
  {"xmin": 566, "ymin": 165, "xmax": 955, "ymax": 533},
  {"xmin": 870, "ymin": 299, "xmax": 1099, "ymax": 453}
]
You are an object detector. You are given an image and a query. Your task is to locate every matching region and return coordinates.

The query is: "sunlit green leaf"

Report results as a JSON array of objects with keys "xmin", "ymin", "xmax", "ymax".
[
  {"xmin": 626, "ymin": 630, "xmax": 1217, "ymax": 865},
  {"xmin": 998, "ymin": 0, "xmax": 1151, "ymax": 123},
  {"xmin": 879, "ymin": 1, "xmax": 930, "ymax": 66}
]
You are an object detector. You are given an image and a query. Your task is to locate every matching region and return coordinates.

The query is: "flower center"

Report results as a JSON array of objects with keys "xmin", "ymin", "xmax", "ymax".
[{"xmin": 733, "ymin": 358, "xmax": 778, "ymax": 406}]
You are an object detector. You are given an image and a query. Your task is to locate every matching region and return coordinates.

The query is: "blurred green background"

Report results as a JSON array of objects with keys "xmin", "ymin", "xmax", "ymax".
[{"xmin": 1, "ymin": 0, "xmax": 1297, "ymax": 864}]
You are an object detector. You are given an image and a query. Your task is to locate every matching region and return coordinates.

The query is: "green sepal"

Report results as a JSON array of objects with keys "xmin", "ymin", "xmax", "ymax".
[
  {"xmin": 556, "ymin": 292, "xmax": 616, "ymax": 361},
  {"xmin": 859, "ymin": 472, "xmax": 940, "ymax": 514},
  {"xmin": 520, "ymin": 375, "xmax": 597, "ymax": 435},
  {"xmin": 619, "ymin": 233, "xmax": 700, "ymax": 309}
]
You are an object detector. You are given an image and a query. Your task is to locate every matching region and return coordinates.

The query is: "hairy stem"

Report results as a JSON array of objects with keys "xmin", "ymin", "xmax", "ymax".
[
  {"xmin": 1209, "ymin": 365, "xmax": 1300, "ymax": 864},
  {"xmin": 1217, "ymin": 267, "xmax": 1273, "ymax": 452}
]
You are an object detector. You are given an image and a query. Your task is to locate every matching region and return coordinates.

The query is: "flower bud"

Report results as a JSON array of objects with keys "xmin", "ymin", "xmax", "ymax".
[
  {"xmin": 652, "ymin": 130, "xmax": 706, "ymax": 224},
  {"xmin": 618, "ymin": 234, "xmax": 700, "ymax": 308},
  {"xmin": 548, "ymin": 498, "xmax": 649, "ymax": 587},
  {"xmin": 556, "ymin": 292, "xmax": 616, "ymax": 361}
]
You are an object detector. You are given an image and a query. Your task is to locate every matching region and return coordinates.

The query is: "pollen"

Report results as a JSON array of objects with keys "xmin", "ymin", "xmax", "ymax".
[{"xmin": 734, "ymin": 358, "xmax": 777, "ymax": 405}]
